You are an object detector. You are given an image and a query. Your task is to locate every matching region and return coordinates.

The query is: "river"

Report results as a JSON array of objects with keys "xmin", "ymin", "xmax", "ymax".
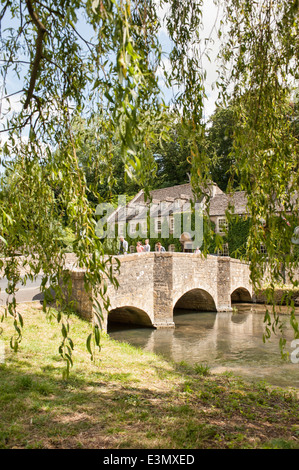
[{"xmin": 108, "ymin": 303, "xmax": 299, "ymax": 392}]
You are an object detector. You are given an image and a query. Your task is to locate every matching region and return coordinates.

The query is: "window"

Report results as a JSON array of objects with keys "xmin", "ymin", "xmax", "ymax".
[
  {"xmin": 260, "ymin": 219, "xmax": 266, "ymax": 227},
  {"xmin": 141, "ymin": 221, "xmax": 147, "ymax": 234},
  {"xmin": 155, "ymin": 219, "xmax": 162, "ymax": 233},
  {"xmin": 118, "ymin": 223, "xmax": 125, "ymax": 236},
  {"xmin": 260, "ymin": 244, "xmax": 267, "ymax": 255},
  {"xmin": 129, "ymin": 222, "xmax": 136, "ymax": 234},
  {"xmin": 218, "ymin": 218, "xmax": 228, "ymax": 233},
  {"xmin": 217, "ymin": 243, "xmax": 229, "ymax": 256}
]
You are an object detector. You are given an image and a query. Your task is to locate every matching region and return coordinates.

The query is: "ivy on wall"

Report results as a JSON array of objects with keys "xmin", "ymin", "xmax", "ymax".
[{"xmin": 226, "ymin": 216, "xmax": 250, "ymax": 260}]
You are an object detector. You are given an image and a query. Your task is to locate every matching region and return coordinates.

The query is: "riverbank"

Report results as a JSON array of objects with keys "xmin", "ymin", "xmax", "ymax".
[
  {"xmin": 254, "ymin": 285, "xmax": 299, "ymax": 306},
  {"xmin": 0, "ymin": 303, "xmax": 298, "ymax": 449}
]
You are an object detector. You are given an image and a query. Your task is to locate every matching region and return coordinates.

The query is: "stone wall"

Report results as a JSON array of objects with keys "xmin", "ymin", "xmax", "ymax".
[
  {"xmin": 62, "ymin": 269, "xmax": 93, "ymax": 322},
  {"xmin": 283, "ymin": 268, "xmax": 299, "ymax": 285},
  {"xmin": 104, "ymin": 252, "xmax": 156, "ymax": 328},
  {"xmin": 0, "ymin": 252, "xmax": 79, "ymax": 277},
  {"xmin": 172, "ymin": 253, "xmax": 219, "ymax": 309},
  {"xmin": 217, "ymin": 257, "xmax": 232, "ymax": 311},
  {"xmin": 229, "ymin": 258, "xmax": 252, "ymax": 298},
  {"xmin": 153, "ymin": 253, "xmax": 175, "ymax": 327},
  {"xmin": 254, "ymin": 288, "xmax": 299, "ymax": 305}
]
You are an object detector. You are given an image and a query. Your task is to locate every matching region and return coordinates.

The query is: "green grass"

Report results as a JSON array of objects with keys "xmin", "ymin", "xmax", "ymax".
[
  {"xmin": 194, "ymin": 363, "xmax": 211, "ymax": 376},
  {"xmin": 0, "ymin": 302, "xmax": 298, "ymax": 449}
]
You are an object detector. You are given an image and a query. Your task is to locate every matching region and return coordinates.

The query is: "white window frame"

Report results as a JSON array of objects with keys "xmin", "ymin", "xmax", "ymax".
[
  {"xmin": 141, "ymin": 220, "xmax": 147, "ymax": 235},
  {"xmin": 218, "ymin": 243, "xmax": 229, "ymax": 257},
  {"xmin": 155, "ymin": 218, "xmax": 162, "ymax": 233},
  {"xmin": 129, "ymin": 221, "xmax": 137, "ymax": 234},
  {"xmin": 118, "ymin": 222, "xmax": 125, "ymax": 236},
  {"xmin": 218, "ymin": 217, "xmax": 228, "ymax": 233},
  {"xmin": 260, "ymin": 244, "xmax": 267, "ymax": 254}
]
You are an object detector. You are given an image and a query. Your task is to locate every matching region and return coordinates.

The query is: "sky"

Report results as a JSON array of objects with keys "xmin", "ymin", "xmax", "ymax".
[
  {"xmin": 0, "ymin": 1, "xmax": 223, "ymax": 147},
  {"xmin": 152, "ymin": 0, "xmax": 223, "ymax": 121}
]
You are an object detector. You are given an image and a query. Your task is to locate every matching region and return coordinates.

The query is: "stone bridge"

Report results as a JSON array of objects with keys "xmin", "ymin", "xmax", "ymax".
[{"xmin": 67, "ymin": 252, "xmax": 253, "ymax": 332}]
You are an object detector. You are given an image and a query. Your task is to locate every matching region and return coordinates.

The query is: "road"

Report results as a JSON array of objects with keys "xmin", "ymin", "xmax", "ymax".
[{"xmin": 0, "ymin": 275, "xmax": 46, "ymax": 306}]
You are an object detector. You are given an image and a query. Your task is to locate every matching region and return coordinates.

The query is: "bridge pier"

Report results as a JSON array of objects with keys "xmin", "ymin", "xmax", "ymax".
[
  {"xmin": 216, "ymin": 257, "xmax": 233, "ymax": 312},
  {"xmin": 152, "ymin": 253, "xmax": 175, "ymax": 329}
]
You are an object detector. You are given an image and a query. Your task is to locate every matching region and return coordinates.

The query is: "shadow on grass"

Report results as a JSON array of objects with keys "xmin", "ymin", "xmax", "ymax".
[
  {"xmin": 0, "ymin": 353, "xmax": 299, "ymax": 450},
  {"xmin": 0, "ymin": 306, "xmax": 298, "ymax": 449}
]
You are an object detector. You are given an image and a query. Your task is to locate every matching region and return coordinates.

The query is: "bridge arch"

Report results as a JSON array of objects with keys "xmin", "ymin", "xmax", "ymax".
[
  {"xmin": 107, "ymin": 305, "xmax": 153, "ymax": 330},
  {"xmin": 173, "ymin": 288, "xmax": 217, "ymax": 312},
  {"xmin": 231, "ymin": 287, "xmax": 252, "ymax": 303}
]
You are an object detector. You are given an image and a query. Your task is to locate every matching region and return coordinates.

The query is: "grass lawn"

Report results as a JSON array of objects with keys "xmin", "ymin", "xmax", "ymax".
[{"xmin": 0, "ymin": 302, "xmax": 298, "ymax": 449}]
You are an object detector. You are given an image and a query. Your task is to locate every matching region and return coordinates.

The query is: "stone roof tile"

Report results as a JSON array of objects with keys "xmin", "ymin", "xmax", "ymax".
[
  {"xmin": 209, "ymin": 191, "xmax": 248, "ymax": 216},
  {"xmin": 134, "ymin": 183, "xmax": 194, "ymax": 204}
]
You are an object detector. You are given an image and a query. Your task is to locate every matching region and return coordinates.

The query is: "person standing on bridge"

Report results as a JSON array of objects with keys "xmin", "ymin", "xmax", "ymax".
[
  {"xmin": 156, "ymin": 242, "xmax": 165, "ymax": 252},
  {"xmin": 118, "ymin": 236, "xmax": 128, "ymax": 255},
  {"xmin": 143, "ymin": 239, "xmax": 150, "ymax": 252},
  {"xmin": 136, "ymin": 241, "xmax": 144, "ymax": 253}
]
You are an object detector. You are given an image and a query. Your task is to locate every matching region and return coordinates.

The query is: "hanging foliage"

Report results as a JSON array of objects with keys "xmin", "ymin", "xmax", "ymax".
[
  {"xmin": 219, "ymin": 0, "xmax": 299, "ymax": 348},
  {"xmin": 0, "ymin": 0, "xmax": 298, "ymax": 374}
]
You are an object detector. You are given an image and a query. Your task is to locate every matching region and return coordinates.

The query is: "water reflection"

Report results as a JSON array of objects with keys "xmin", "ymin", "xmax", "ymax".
[{"xmin": 108, "ymin": 303, "xmax": 299, "ymax": 390}]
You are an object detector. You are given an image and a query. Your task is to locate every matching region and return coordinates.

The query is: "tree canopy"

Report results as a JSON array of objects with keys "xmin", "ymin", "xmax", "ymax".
[{"xmin": 0, "ymin": 0, "xmax": 299, "ymax": 372}]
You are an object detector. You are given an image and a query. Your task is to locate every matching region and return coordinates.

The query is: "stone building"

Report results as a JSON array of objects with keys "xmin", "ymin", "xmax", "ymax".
[
  {"xmin": 108, "ymin": 182, "xmax": 245, "ymax": 253},
  {"xmin": 107, "ymin": 181, "xmax": 298, "ymax": 255}
]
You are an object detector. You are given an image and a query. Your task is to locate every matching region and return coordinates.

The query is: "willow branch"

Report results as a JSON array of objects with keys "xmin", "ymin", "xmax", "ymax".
[
  {"xmin": 0, "ymin": 1, "xmax": 10, "ymax": 22},
  {"xmin": 1, "ymin": 89, "xmax": 25, "ymax": 100},
  {"xmin": 24, "ymin": 0, "xmax": 47, "ymax": 109},
  {"xmin": 35, "ymin": 0, "xmax": 96, "ymax": 49},
  {"xmin": 0, "ymin": 115, "xmax": 31, "ymax": 133}
]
